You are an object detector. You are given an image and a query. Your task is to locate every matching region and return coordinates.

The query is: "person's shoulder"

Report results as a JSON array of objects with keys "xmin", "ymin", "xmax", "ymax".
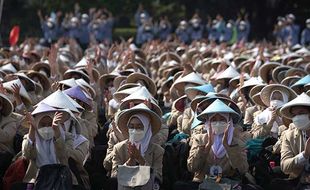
[
  {"xmin": 149, "ymin": 142, "xmax": 164, "ymax": 154},
  {"xmin": 114, "ymin": 139, "xmax": 129, "ymax": 150}
]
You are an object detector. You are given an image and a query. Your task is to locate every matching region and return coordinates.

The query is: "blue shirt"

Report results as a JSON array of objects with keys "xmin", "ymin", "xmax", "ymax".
[
  {"xmin": 301, "ymin": 28, "xmax": 310, "ymax": 45},
  {"xmin": 41, "ymin": 22, "xmax": 60, "ymax": 43},
  {"xmin": 176, "ymin": 28, "xmax": 190, "ymax": 44},
  {"xmin": 189, "ymin": 25, "xmax": 204, "ymax": 41}
]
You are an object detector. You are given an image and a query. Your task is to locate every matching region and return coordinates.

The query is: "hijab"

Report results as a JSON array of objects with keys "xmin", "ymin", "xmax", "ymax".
[
  {"xmin": 205, "ymin": 113, "xmax": 234, "ymax": 159},
  {"xmin": 127, "ymin": 114, "xmax": 152, "ymax": 157}
]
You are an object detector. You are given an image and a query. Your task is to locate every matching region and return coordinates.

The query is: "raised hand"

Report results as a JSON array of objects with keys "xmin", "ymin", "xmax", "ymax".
[
  {"xmin": 25, "ymin": 110, "xmax": 35, "ymax": 142},
  {"xmin": 0, "ymin": 81, "xmax": 7, "ymax": 94},
  {"xmin": 222, "ymin": 121, "xmax": 231, "ymax": 147},
  {"xmin": 52, "ymin": 112, "xmax": 64, "ymax": 138}
]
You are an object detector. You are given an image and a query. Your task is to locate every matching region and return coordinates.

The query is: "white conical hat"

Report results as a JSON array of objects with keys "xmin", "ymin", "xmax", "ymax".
[
  {"xmin": 216, "ymin": 66, "xmax": 240, "ymax": 80},
  {"xmin": 58, "ymin": 78, "xmax": 78, "ymax": 88},
  {"xmin": 113, "ymin": 85, "xmax": 143, "ymax": 103},
  {"xmin": 280, "ymin": 93, "xmax": 310, "ymax": 119},
  {"xmin": 172, "ymin": 72, "xmax": 206, "ymax": 92},
  {"xmin": 120, "ymin": 86, "xmax": 162, "ymax": 116},
  {"xmin": 3, "ymin": 79, "xmax": 32, "ymax": 105},
  {"xmin": 0, "ymin": 63, "xmax": 17, "ymax": 73},
  {"xmin": 38, "ymin": 89, "xmax": 81, "ymax": 112},
  {"xmin": 74, "ymin": 57, "xmax": 87, "ymax": 68},
  {"xmin": 75, "ymin": 78, "xmax": 96, "ymax": 98}
]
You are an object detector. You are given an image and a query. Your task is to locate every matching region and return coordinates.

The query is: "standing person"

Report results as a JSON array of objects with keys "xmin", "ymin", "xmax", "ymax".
[
  {"xmin": 136, "ymin": 21, "xmax": 155, "ymax": 45},
  {"xmin": 37, "ymin": 10, "xmax": 60, "ymax": 46},
  {"xmin": 176, "ymin": 20, "xmax": 190, "ymax": 44},
  {"xmin": 301, "ymin": 19, "xmax": 310, "ymax": 46},
  {"xmin": 156, "ymin": 17, "xmax": 172, "ymax": 41},
  {"xmin": 134, "ymin": 4, "xmax": 150, "ymax": 27},
  {"xmin": 101, "ymin": 8, "xmax": 114, "ymax": 45},
  {"xmin": 236, "ymin": 20, "xmax": 250, "ymax": 43},
  {"xmin": 189, "ymin": 15, "xmax": 204, "ymax": 41},
  {"xmin": 286, "ymin": 14, "xmax": 300, "ymax": 46},
  {"xmin": 79, "ymin": 14, "xmax": 91, "ymax": 50}
]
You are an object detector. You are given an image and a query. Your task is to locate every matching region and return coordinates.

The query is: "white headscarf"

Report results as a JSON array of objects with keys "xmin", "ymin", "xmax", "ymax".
[
  {"xmin": 34, "ymin": 113, "xmax": 64, "ymax": 167},
  {"xmin": 63, "ymin": 118, "xmax": 88, "ymax": 149},
  {"xmin": 128, "ymin": 114, "xmax": 152, "ymax": 157},
  {"xmin": 205, "ymin": 113, "xmax": 234, "ymax": 159},
  {"xmin": 254, "ymin": 90, "xmax": 287, "ymax": 135}
]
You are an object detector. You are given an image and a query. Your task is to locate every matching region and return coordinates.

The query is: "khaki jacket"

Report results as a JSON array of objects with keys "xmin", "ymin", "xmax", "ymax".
[
  {"xmin": 244, "ymin": 106, "xmax": 258, "ymax": 125},
  {"xmin": 81, "ymin": 111, "xmax": 98, "ymax": 148},
  {"xmin": 0, "ymin": 114, "xmax": 18, "ymax": 154},
  {"xmin": 111, "ymin": 139, "xmax": 164, "ymax": 182},
  {"xmin": 66, "ymin": 133, "xmax": 90, "ymax": 188},
  {"xmin": 281, "ymin": 127, "xmax": 305, "ymax": 179},
  {"xmin": 187, "ymin": 132, "xmax": 248, "ymax": 182},
  {"xmin": 180, "ymin": 107, "xmax": 193, "ymax": 135},
  {"xmin": 22, "ymin": 134, "xmax": 68, "ymax": 183}
]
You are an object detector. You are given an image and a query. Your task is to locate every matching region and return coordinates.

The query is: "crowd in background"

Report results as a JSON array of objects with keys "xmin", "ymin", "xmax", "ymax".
[{"xmin": 0, "ymin": 3, "xmax": 310, "ymax": 190}]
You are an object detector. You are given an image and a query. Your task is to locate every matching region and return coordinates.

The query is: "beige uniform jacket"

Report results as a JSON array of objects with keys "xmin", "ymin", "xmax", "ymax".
[
  {"xmin": 0, "ymin": 114, "xmax": 18, "ymax": 154},
  {"xmin": 111, "ymin": 139, "xmax": 164, "ymax": 182},
  {"xmin": 22, "ymin": 134, "xmax": 68, "ymax": 183},
  {"xmin": 187, "ymin": 132, "xmax": 248, "ymax": 182},
  {"xmin": 280, "ymin": 127, "xmax": 306, "ymax": 179}
]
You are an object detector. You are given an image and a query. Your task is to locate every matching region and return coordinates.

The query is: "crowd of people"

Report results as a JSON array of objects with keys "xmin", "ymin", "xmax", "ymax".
[{"xmin": 0, "ymin": 3, "xmax": 310, "ymax": 190}]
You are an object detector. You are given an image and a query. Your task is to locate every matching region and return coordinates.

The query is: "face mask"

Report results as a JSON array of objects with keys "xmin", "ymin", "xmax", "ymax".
[
  {"xmin": 239, "ymin": 25, "xmax": 245, "ymax": 30},
  {"xmin": 270, "ymin": 100, "xmax": 284, "ymax": 109},
  {"xmin": 47, "ymin": 22, "xmax": 53, "ymax": 28},
  {"xmin": 211, "ymin": 121, "xmax": 227, "ymax": 135},
  {"xmin": 193, "ymin": 22, "xmax": 199, "ymax": 28},
  {"xmin": 129, "ymin": 129, "xmax": 145, "ymax": 142},
  {"xmin": 81, "ymin": 19, "xmax": 88, "ymax": 24},
  {"xmin": 161, "ymin": 24, "xmax": 167, "ymax": 29},
  {"xmin": 292, "ymin": 114, "xmax": 310, "ymax": 131},
  {"xmin": 38, "ymin": 127, "xmax": 54, "ymax": 140},
  {"xmin": 307, "ymin": 24, "xmax": 310, "ymax": 29},
  {"xmin": 93, "ymin": 24, "xmax": 99, "ymax": 30},
  {"xmin": 145, "ymin": 26, "xmax": 151, "ymax": 31},
  {"xmin": 108, "ymin": 87, "xmax": 116, "ymax": 94},
  {"xmin": 71, "ymin": 23, "xmax": 78, "ymax": 28}
]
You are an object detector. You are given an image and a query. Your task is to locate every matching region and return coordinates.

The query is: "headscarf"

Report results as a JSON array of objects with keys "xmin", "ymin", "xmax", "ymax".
[
  {"xmin": 205, "ymin": 113, "xmax": 234, "ymax": 159},
  {"xmin": 63, "ymin": 118, "xmax": 88, "ymax": 149},
  {"xmin": 34, "ymin": 112, "xmax": 64, "ymax": 167},
  {"xmin": 254, "ymin": 90, "xmax": 287, "ymax": 135},
  {"xmin": 127, "ymin": 114, "xmax": 152, "ymax": 157}
]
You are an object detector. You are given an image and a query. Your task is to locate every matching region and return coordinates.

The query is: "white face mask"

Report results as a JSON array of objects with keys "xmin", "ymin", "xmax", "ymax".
[
  {"xmin": 38, "ymin": 127, "xmax": 54, "ymax": 140},
  {"xmin": 270, "ymin": 100, "xmax": 284, "ymax": 109},
  {"xmin": 307, "ymin": 24, "xmax": 310, "ymax": 29},
  {"xmin": 108, "ymin": 87, "xmax": 116, "ymax": 94},
  {"xmin": 129, "ymin": 129, "xmax": 145, "ymax": 142},
  {"xmin": 292, "ymin": 114, "xmax": 310, "ymax": 131},
  {"xmin": 211, "ymin": 121, "xmax": 227, "ymax": 135}
]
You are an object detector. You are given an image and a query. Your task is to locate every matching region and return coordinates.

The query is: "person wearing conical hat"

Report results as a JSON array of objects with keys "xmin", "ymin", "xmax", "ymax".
[
  {"xmin": 63, "ymin": 86, "xmax": 97, "ymax": 150},
  {"xmin": 265, "ymin": 93, "xmax": 310, "ymax": 189},
  {"xmin": 110, "ymin": 103, "xmax": 164, "ymax": 186},
  {"xmin": 21, "ymin": 104, "xmax": 71, "ymax": 183},
  {"xmin": 180, "ymin": 84, "xmax": 215, "ymax": 136},
  {"xmin": 249, "ymin": 84, "xmax": 297, "ymax": 139},
  {"xmin": 186, "ymin": 99, "xmax": 248, "ymax": 185},
  {"xmin": 0, "ymin": 93, "xmax": 20, "ymax": 181}
]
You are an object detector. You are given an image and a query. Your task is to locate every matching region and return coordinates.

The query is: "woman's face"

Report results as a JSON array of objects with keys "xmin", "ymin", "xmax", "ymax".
[
  {"xmin": 128, "ymin": 117, "xmax": 144, "ymax": 131},
  {"xmin": 38, "ymin": 116, "xmax": 53, "ymax": 129},
  {"xmin": 271, "ymin": 91, "xmax": 283, "ymax": 101},
  {"xmin": 291, "ymin": 106, "xmax": 310, "ymax": 117},
  {"xmin": 210, "ymin": 113, "xmax": 226, "ymax": 122}
]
